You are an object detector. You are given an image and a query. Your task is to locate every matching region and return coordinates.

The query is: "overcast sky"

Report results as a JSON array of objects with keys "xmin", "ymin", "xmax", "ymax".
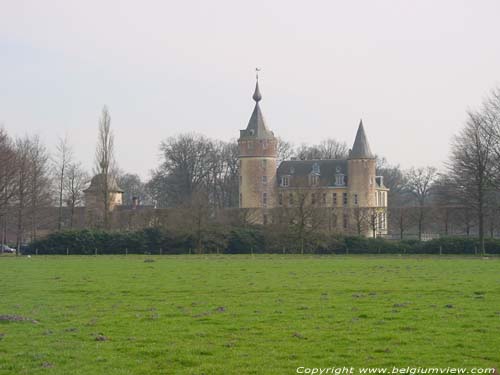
[{"xmin": 1, "ymin": 0, "xmax": 500, "ymax": 179}]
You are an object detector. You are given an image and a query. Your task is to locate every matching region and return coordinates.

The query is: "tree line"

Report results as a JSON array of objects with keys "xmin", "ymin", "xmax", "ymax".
[{"xmin": 1, "ymin": 87, "xmax": 500, "ymax": 254}]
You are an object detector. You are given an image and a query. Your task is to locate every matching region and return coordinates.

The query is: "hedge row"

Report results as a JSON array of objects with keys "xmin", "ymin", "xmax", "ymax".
[{"xmin": 27, "ymin": 227, "xmax": 500, "ymax": 255}]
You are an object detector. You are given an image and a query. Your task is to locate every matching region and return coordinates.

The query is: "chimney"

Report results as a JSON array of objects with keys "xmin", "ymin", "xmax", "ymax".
[{"xmin": 132, "ymin": 196, "xmax": 139, "ymax": 209}]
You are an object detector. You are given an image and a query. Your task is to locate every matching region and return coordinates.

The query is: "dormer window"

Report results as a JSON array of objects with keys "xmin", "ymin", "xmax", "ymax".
[
  {"xmin": 290, "ymin": 166, "xmax": 295, "ymax": 174},
  {"xmin": 312, "ymin": 162, "xmax": 320, "ymax": 174},
  {"xmin": 335, "ymin": 174, "xmax": 345, "ymax": 186},
  {"xmin": 280, "ymin": 176, "xmax": 289, "ymax": 187}
]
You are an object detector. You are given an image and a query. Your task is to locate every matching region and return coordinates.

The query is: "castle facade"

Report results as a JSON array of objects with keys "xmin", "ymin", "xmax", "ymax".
[{"xmin": 238, "ymin": 80, "xmax": 389, "ymax": 237}]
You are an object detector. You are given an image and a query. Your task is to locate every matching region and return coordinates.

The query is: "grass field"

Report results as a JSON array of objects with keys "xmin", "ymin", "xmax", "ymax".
[{"xmin": 0, "ymin": 255, "xmax": 499, "ymax": 374}]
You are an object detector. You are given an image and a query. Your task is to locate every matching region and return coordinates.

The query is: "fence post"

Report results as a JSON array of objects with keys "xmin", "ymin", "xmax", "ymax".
[
  {"xmin": 66, "ymin": 248, "xmax": 69, "ymax": 256},
  {"xmin": 95, "ymin": 247, "xmax": 97, "ymax": 256},
  {"xmin": 36, "ymin": 248, "xmax": 38, "ymax": 256},
  {"xmin": 126, "ymin": 248, "xmax": 128, "ymax": 256},
  {"xmin": 160, "ymin": 248, "xmax": 163, "ymax": 256},
  {"xmin": 282, "ymin": 246, "xmax": 285, "ymax": 254}
]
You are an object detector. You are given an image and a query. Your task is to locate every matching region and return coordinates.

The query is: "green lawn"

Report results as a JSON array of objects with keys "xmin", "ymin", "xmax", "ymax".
[{"xmin": 0, "ymin": 255, "xmax": 499, "ymax": 374}]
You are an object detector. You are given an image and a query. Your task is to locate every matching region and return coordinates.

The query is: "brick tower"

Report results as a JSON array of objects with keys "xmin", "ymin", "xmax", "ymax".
[
  {"xmin": 347, "ymin": 120, "xmax": 377, "ymax": 208},
  {"xmin": 238, "ymin": 78, "xmax": 278, "ymax": 214}
]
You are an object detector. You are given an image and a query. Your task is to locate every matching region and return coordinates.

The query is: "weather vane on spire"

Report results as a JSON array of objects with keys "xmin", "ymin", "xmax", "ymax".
[{"xmin": 255, "ymin": 67, "xmax": 261, "ymax": 80}]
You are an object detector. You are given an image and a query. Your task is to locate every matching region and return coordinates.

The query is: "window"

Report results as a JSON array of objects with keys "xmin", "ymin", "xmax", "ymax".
[
  {"xmin": 333, "ymin": 193, "xmax": 337, "ymax": 206},
  {"xmin": 281, "ymin": 176, "xmax": 289, "ymax": 187},
  {"xmin": 343, "ymin": 192, "xmax": 348, "ymax": 206},
  {"xmin": 247, "ymin": 141, "xmax": 253, "ymax": 150},
  {"xmin": 278, "ymin": 193, "xmax": 283, "ymax": 206},
  {"xmin": 311, "ymin": 193, "xmax": 316, "ymax": 205},
  {"xmin": 262, "ymin": 159, "xmax": 267, "ymax": 168},
  {"xmin": 239, "ymin": 193, "xmax": 242, "ymax": 207},
  {"xmin": 263, "ymin": 214, "xmax": 268, "ymax": 225},
  {"xmin": 354, "ymin": 194, "xmax": 358, "ymax": 205},
  {"xmin": 262, "ymin": 192, "xmax": 268, "ymax": 207},
  {"xmin": 322, "ymin": 193, "xmax": 327, "ymax": 205},
  {"xmin": 335, "ymin": 174, "xmax": 345, "ymax": 186},
  {"xmin": 310, "ymin": 174, "xmax": 319, "ymax": 186},
  {"xmin": 312, "ymin": 163, "xmax": 320, "ymax": 174},
  {"xmin": 262, "ymin": 176, "xmax": 267, "ymax": 185},
  {"xmin": 288, "ymin": 193, "xmax": 294, "ymax": 206},
  {"xmin": 290, "ymin": 166, "xmax": 295, "ymax": 174}
]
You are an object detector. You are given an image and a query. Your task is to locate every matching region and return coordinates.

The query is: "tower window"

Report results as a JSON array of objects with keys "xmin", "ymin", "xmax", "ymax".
[
  {"xmin": 322, "ymin": 193, "xmax": 327, "ymax": 205},
  {"xmin": 311, "ymin": 193, "xmax": 316, "ymax": 205},
  {"xmin": 262, "ymin": 192, "xmax": 268, "ymax": 207},
  {"xmin": 333, "ymin": 193, "xmax": 337, "ymax": 206},
  {"xmin": 281, "ymin": 176, "xmax": 289, "ymax": 187},
  {"xmin": 262, "ymin": 159, "xmax": 267, "ymax": 168},
  {"xmin": 343, "ymin": 192, "xmax": 348, "ymax": 206},
  {"xmin": 262, "ymin": 176, "xmax": 267, "ymax": 185},
  {"xmin": 288, "ymin": 193, "xmax": 294, "ymax": 206},
  {"xmin": 354, "ymin": 194, "xmax": 358, "ymax": 205},
  {"xmin": 278, "ymin": 193, "xmax": 283, "ymax": 206}
]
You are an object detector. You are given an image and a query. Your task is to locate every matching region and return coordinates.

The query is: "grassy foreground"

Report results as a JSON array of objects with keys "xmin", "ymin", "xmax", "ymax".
[{"xmin": 0, "ymin": 255, "xmax": 499, "ymax": 374}]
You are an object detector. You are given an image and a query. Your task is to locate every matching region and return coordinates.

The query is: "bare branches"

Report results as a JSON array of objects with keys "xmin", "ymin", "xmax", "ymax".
[{"xmin": 93, "ymin": 106, "xmax": 116, "ymax": 229}]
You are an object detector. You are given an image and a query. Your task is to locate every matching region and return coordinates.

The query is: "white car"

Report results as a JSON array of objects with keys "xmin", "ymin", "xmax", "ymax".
[{"xmin": 0, "ymin": 244, "xmax": 15, "ymax": 253}]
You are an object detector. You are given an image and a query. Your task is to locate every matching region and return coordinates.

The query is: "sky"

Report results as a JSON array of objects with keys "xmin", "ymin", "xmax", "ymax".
[{"xmin": 1, "ymin": 0, "xmax": 500, "ymax": 179}]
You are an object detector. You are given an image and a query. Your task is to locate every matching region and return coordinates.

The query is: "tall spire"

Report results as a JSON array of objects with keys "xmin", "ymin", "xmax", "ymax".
[
  {"xmin": 240, "ymin": 71, "xmax": 274, "ymax": 139},
  {"xmin": 349, "ymin": 119, "xmax": 374, "ymax": 159}
]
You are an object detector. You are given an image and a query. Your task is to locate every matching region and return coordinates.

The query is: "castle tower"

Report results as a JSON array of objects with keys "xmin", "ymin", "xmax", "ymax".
[
  {"xmin": 238, "ymin": 78, "xmax": 278, "ymax": 211},
  {"xmin": 83, "ymin": 173, "xmax": 124, "ymax": 227},
  {"xmin": 347, "ymin": 120, "xmax": 377, "ymax": 208}
]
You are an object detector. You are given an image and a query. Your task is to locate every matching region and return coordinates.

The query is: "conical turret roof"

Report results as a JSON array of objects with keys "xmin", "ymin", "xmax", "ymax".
[
  {"xmin": 349, "ymin": 120, "xmax": 374, "ymax": 159},
  {"xmin": 240, "ymin": 81, "xmax": 274, "ymax": 139}
]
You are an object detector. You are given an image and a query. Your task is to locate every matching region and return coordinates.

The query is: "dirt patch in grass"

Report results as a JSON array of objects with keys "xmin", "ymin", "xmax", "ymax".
[{"xmin": 0, "ymin": 314, "xmax": 38, "ymax": 323}]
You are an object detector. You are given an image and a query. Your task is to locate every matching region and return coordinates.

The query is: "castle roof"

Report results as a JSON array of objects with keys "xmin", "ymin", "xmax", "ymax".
[
  {"xmin": 277, "ymin": 159, "xmax": 348, "ymax": 187},
  {"xmin": 349, "ymin": 120, "xmax": 374, "ymax": 159},
  {"xmin": 239, "ymin": 81, "xmax": 275, "ymax": 140},
  {"xmin": 84, "ymin": 173, "xmax": 123, "ymax": 193}
]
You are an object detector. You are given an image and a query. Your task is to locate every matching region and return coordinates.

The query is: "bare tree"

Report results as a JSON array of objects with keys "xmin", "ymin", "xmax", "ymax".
[
  {"xmin": 276, "ymin": 137, "xmax": 294, "ymax": 162},
  {"xmin": 448, "ymin": 110, "xmax": 496, "ymax": 254},
  {"xmin": 404, "ymin": 166, "xmax": 438, "ymax": 240},
  {"xmin": 65, "ymin": 162, "xmax": 88, "ymax": 228},
  {"xmin": 53, "ymin": 136, "xmax": 73, "ymax": 230},
  {"xmin": 28, "ymin": 136, "xmax": 51, "ymax": 242},
  {"xmin": 295, "ymin": 138, "xmax": 348, "ymax": 160},
  {"xmin": 0, "ymin": 128, "xmax": 17, "ymax": 251},
  {"xmin": 14, "ymin": 137, "xmax": 32, "ymax": 254},
  {"xmin": 94, "ymin": 106, "xmax": 115, "ymax": 229}
]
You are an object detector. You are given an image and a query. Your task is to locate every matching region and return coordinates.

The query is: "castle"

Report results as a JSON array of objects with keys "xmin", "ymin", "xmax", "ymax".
[
  {"xmin": 81, "ymin": 78, "xmax": 389, "ymax": 237},
  {"xmin": 238, "ymin": 79, "xmax": 389, "ymax": 236}
]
